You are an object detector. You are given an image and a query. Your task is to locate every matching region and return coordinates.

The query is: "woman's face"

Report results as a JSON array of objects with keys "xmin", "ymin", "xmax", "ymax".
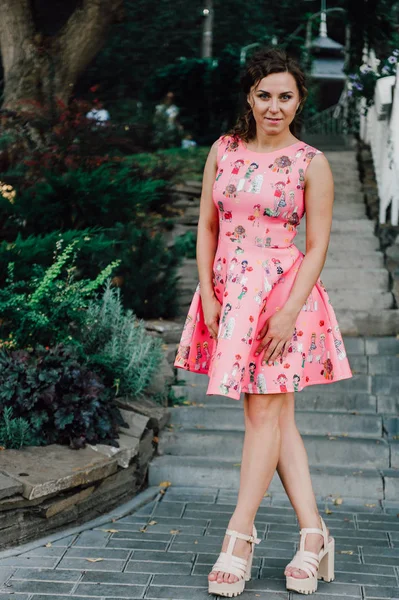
[{"xmin": 247, "ymin": 71, "xmax": 300, "ymax": 137}]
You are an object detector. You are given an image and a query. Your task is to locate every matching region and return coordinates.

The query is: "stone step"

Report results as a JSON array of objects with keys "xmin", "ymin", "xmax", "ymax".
[
  {"xmin": 331, "ymin": 205, "xmax": 368, "ymax": 219},
  {"xmin": 296, "ymin": 236, "xmax": 380, "ymax": 252},
  {"xmin": 321, "ymin": 268, "xmax": 388, "ymax": 290},
  {"xmin": 159, "ymin": 429, "xmax": 390, "ymax": 469},
  {"xmin": 323, "ymin": 252, "xmax": 384, "ymax": 269},
  {"xmin": 169, "ymin": 406, "xmax": 382, "ymax": 438},
  {"xmin": 335, "ymin": 309, "xmax": 399, "ymax": 337},
  {"xmin": 148, "ymin": 456, "xmax": 384, "ymax": 499},
  {"xmin": 171, "ymin": 385, "xmax": 378, "ymax": 414},
  {"xmin": 328, "ymin": 290, "xmax": 393, "ymax": 311}
]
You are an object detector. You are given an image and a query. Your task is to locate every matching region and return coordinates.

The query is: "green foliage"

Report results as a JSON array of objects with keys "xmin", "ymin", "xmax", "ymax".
[
  {"xmin": 0, "ymin": 242, "xmax": 120, "ymax": 348},
  {"xmin": 0, "ymin": 345, "xmax": 121, "ymax": 448},
  {"xmin": 0, "ymin": 407, "xmax": 34, "ymax": 449},
  {"xmin": 83, "ymin": 282, "xmax": 163, "ymax": 397},
  {"xmin": 174, "ymin": 230, "xmax": 197, "ymax": 259},
  {"xmin": 6, "ymin": 165, "xmax": 170, "ymax": 236}
]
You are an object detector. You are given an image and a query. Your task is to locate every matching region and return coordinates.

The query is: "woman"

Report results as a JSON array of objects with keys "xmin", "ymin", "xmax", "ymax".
[{"xmin": 174, "ymin": 47, "xmax": 352, "ymax": 597}]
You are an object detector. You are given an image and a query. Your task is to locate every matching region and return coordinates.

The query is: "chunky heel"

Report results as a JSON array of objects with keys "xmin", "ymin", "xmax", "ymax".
[
  {"xmin": 285, "ymin": 517, "xmax": 335, "ymax": 595},
  {"xmin": 318, "ymin": 538, "xmax": 335, "ymax": 582},
  {"xmin": 208, "ymin": 524, "xmax": 261, "ymax": 597}
]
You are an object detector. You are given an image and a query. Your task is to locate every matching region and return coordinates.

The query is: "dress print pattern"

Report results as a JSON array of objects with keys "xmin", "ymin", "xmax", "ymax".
[{"xmin": 174, "ymin": 135, "xmax": 353, "ymax": 400}]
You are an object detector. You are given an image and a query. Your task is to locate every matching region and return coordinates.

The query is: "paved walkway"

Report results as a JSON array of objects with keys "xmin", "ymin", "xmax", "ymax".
[{"xmin": 1, "ymin": 485, "xmax": 399, "ymax": 599}]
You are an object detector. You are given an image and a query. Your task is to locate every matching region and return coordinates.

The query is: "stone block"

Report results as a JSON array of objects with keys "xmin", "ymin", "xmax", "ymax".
[
  {"xmin": 115, "ymin": 395, "xmax": 170, "ymax": 433},
  {"xmin": 119, "ymin": 410, "xmax": 149, "ymax": 439},
  {"xmin": 144, "ymin": 319, "xmax": 185, "ymax": 344},
  {"xmin": 0, "ymin": 473, "xmax": 23, "ymax": 501},
  {"xmin": 369, "ymin": 355, "xmax": 399, "ymax": 375},
  {"xmin": 365, "ymin": 337, "xmax": 399, "ymax": 355},
  {"xmin": 36, "ymin": 485, "xmax": 95, "ymax": 519},
  {"xmin": 382, "ymin": 416, "xmax": 399, "ymax": 438},
  {"xmin": 383, "ymin": 469, "xmax": 399, "ymax": 501},
  {"xmin": 89, "ymin": 433, "xmax": 140, "ymax": 468},
  {"xmin": 0, "ymin": 445, "xmax": 118, "ymax": 500},
  {"xmin": 390, "ymin": 441, "xmax": 399, "ymax": 469},
  {"xmin": 372, "ymin": 375, "xmax": 399, "ymax": 395}
]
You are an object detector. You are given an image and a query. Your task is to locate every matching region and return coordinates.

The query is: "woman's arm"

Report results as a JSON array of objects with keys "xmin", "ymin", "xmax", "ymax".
[
  {"xmin": 255, "ymin": 153, "xmax": 334, "ymax": 364},
  {"xmin": 196, "ymin": 140, "xmax": 221, "ymax": 339}
]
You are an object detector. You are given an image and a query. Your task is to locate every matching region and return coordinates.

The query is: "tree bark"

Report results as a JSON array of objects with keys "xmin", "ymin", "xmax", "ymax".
[{"xmin": 0, "ymin": 0, "xmax": 124, "ymax": 110}]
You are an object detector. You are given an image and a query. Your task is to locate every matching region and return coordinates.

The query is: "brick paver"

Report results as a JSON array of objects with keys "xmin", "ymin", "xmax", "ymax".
[{"xmin": 1, "ymin": 485, "xmax": 398, "ymax": 599}]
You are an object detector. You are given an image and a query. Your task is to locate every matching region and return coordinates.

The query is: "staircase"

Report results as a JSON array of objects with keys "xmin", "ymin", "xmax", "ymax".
[{"xmin": 149, "ymin": 144, "xmax": 399, "ymax": 502}]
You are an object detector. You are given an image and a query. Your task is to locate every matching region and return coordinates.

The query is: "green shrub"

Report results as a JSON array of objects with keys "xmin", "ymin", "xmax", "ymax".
[
  {"xmin": 174, "ymin": 230, "xmax": 197, "ymax": 259},
  {"xmin": 0, "ymin": 241, "xmax": 120, "ymax": 348},
  {"xmin": 0, "ymin": 407, "xmax": 34, "ymax": 449},
  {"xmin": 0, "ymin": 345, "xmax": 122, "ymax": 448},
  {"xmin": 83, "ymin": 282, "xmax": 163, "ymax": 397}
]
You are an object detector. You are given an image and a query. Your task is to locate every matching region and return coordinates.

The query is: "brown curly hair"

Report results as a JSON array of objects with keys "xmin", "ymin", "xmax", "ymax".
[{"xmin": 227, "ymin": 47, "xmax": 308, "ymax": 142}]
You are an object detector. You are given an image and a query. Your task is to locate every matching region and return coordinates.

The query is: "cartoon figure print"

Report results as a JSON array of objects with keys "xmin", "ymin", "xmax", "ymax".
[
  {"xmin": 229, "ymin": 225, "xmax": 247, "ymax": 244},
  {"xmin": 307, "ymin": 332, "xmax": 317, "ymax": 363},
  {"xmin": 248, "ymin": 204, "xmax": 261, "ymax": 227},
  {"xmin": 218, "ymin": 201, "xmax": 233, "ymax": 223},
  {"xmin": 221, "ymin": 316, "xmax": 236, "ymax": 340},
  {"xmin": 272, "ymin": 257, "xmax": 283, "ymax": 275},
  {"xmin": 262, "ymin": 259, "xmax": 273, "ymax": 293},
  {"xmin": 257, "ymin": 373, "xmax": 267, "ymax": 393},
  {"xmin": 248, "ymin": 174, "xmax": 264, "ymax": 194},
  {"xmin": 227, "ymin": 257, "xmax": 239, "ymax": 282},
  {"xmin": 265, "ymin": 181, "xmax": 286, "ymax": 217},
  {"xmin": 316, "ymin": 332, "xmax": 327, "ymax": 364},
  {"xmin": 275, "ymin": 373, "xmax": 288, "ymax": 393},
  {"xmin": 220, "ymin": 139, "xmax": 239, "ymax": 162},
  {"xmin": 331, "ymin": 326, "xmax": 347, "ymax": 360},
  {"xmin": 269, "ymin": 154, "xmax": 293, "ymax": 175},
  {"xmin": 293, "ymin": 373, "xmax": 301, "ymax": 391},
  {"xmin": 237, "ymin": 162, "xmax": 258, "ymax": 192},
  {"xmin": 236, "ymin": 285, "xmax": 248, "ymax": 308},
  {"xmin": 194, "ymin": 342, "xmax": 202, "ymax": 371},
  {"xmin": 202, "ymin": 341, "xmax": 211, "ymax": 370},
  {"xmin": 321, "ymin": 352, "xmax": 334, "ymax": 380},
  {"xmin": 213, "ymin": 257, "xmax": 224, "ymax": 285},
  {"xmin": 296, "ymin": 168, "xmax": 305, "ymax": 190},
  {"xmin": 284, "ymin": 208, "xmax": 300, "ymax": 232},
  {"xmin": 247, "ymin": 362, "xmax": 256, "ymax": 393},
  {"xmin": 241, "ymin": 326, "xmax": 253, "ymax": 345},
  {"xmin": 213, "ymin": 168, "xmax": 224, "ymax": 189}
]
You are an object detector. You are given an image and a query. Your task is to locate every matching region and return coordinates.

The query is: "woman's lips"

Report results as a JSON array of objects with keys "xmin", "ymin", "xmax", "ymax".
[{"xmin": 266, "ymin": 117, "xmax": 282, "ymax": 122}]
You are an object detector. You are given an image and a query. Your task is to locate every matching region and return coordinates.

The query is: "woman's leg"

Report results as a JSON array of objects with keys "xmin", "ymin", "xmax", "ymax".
[
  {"xmin": 277, "ymin": 393, "xmax": 329, "ymax": 579},
  {"xmin": 208, "ymin": 391, "xmax": 288, "ymax": 585}
]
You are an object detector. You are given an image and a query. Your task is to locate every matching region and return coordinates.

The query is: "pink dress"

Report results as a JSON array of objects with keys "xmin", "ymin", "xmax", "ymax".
[{"xmin": 174, "ymin": 135, "xmax": 353, "ymax": 400}]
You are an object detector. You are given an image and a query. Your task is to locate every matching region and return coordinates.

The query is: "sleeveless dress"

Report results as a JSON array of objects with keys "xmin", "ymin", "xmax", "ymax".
[{"xmin": 174, "ymin": 135, "xmax": 353, "ymax": 400}]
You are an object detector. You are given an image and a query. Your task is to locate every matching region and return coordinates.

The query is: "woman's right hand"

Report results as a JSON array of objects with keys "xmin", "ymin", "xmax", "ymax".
[{"xmin": 202, "ymin": 293, "xmax": 222, "ymax": 340}]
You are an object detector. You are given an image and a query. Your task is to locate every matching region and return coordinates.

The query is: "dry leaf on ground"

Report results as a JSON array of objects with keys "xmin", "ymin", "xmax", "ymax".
[
  {"xmin": 101, "ymin": 529, "xmax": 119, "ymax": 533},
  {"xmin": 86, "ymin": 558, "xmax": 104, "ymax": 563},
  {"xmin": 334, "ymin": 497, "xmax": 343, "ymax": 505},
  {"xmin": 159, "ymin": 481, "xmax": 172, "ymax": 487},
  {"xmin": 148, "ymin": 520, "xmax": 157, "ymax": 526},
  {"xmin": 45, "ymin": 543, "xmax": 52, "ymax": 548}
]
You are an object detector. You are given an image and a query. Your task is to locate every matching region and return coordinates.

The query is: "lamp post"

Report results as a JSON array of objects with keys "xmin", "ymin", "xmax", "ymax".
[{"xmin": 201, "ymin": 0, "xmax": 213, "ymax": 59}]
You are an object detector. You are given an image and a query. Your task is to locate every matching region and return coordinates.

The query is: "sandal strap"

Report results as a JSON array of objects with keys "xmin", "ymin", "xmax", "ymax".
[
  {"xmin": 287, "ymin": 550, "xmax": 320, "ymax": 578},
  {"xmin": 299, "ymin": 517, "xmax": 329, "ymax": 552},
  {"xmin": 211, "ymin": 552, "xmax": 248, "ymax": 578},
  {"xmin": 226, "ymin": 528, "xmax": 261, "ymax": 545}
]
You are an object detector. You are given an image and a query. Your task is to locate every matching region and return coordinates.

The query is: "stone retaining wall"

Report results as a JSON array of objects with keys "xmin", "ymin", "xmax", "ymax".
[{"xmin": 0, "ymin": 387, "xmax": 172, "ymax": 551}]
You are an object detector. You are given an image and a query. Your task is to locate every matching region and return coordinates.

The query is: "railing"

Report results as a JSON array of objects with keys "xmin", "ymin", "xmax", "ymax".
[
  {"xmin": 359, "ymin": 68, "xmax": 399, "ymax": 226},
  {"xmin": 302, "ymin": 82, "xmax": 355, "ymax": 136}
]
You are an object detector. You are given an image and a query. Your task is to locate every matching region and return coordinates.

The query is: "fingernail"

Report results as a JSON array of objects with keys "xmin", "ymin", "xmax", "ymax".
[
  {"xmin": 262, "ymin": 361, "xmax": 266, "ymax": 365},
  {"xmin": 255, "ymin": 351, "xmax": 259, "ymax": 356},
  {"xmin": 256, "ymin": 335, "xmax": 260, "ymax": 340}
]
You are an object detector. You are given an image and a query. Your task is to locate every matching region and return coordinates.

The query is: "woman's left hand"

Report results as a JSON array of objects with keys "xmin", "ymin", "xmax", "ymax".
[{"xmin": 254, "ymin": 309, "xmax": 297, "ymax": 365}]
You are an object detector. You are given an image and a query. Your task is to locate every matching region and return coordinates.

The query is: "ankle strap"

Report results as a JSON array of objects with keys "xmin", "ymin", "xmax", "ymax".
[
  {"xmin": 299, "ymin": 517, "xmax": 328, "ymax": 549},
  {"xmin": 226, "ymin": 528, "xmax": 261, "ymax": 544}
]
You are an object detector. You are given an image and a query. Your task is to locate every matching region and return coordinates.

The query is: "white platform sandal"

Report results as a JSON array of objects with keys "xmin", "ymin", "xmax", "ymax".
[
  {"xmin": 208, "ymin": 524, "xmax": 261, "ymax": 597},
  {"xmin": 285, "ymin": 517, "xmax": 335, "ymax": 595}
]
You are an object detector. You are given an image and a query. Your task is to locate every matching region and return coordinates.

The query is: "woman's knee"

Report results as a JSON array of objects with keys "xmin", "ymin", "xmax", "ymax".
[{"xmin": 245, "ymin": 393, "xmax": 287, "ymax": 428}]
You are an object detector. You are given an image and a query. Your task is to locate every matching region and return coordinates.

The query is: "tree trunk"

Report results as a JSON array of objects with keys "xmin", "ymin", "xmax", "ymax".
[{"xmin": 0, "ymin": 0, "xmax": 124, "ymax": 110}]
